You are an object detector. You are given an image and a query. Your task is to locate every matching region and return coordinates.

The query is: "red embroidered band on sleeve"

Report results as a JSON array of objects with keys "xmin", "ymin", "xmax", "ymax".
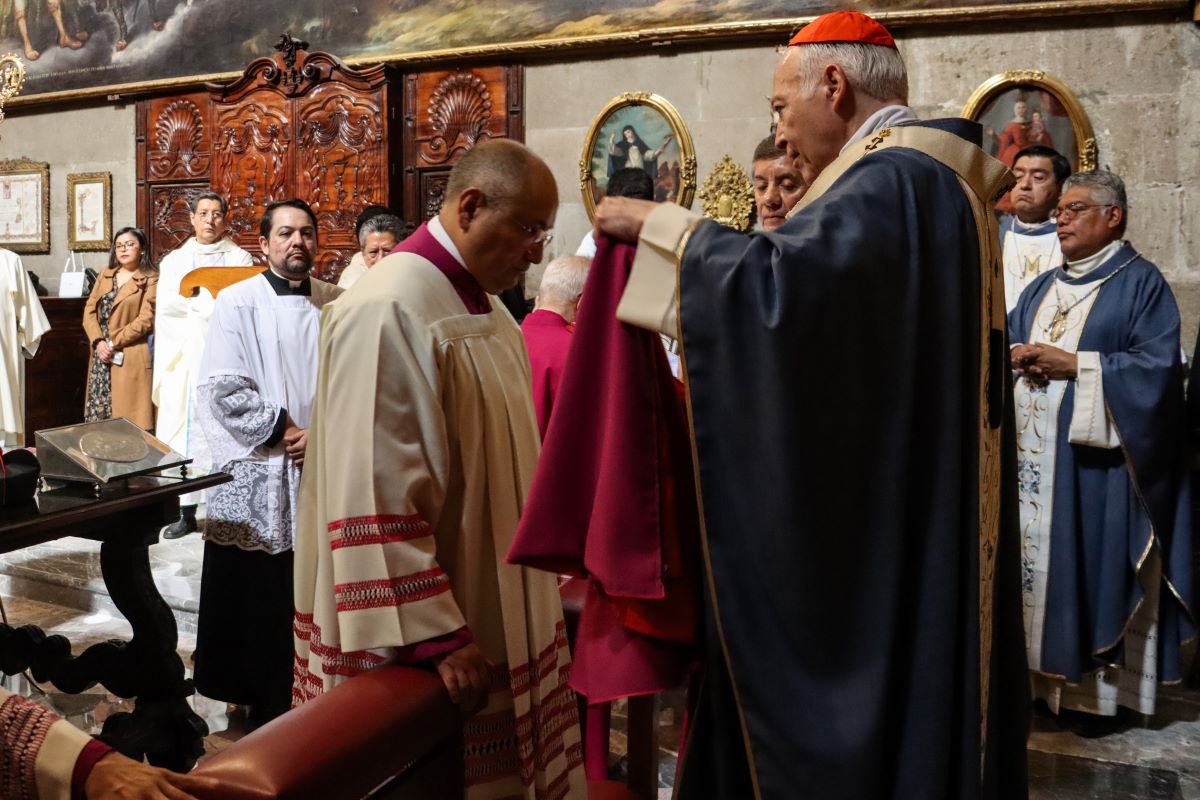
[
  {"xmin": 327, "ymin": 514, "xmax": 434, "ymax": 550},
  {"xmin": 333, "ymin": 567, "xmax": 451, "ymax": 612}
]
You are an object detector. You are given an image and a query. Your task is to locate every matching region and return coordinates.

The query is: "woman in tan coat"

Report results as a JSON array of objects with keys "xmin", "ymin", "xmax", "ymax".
[{"xmin": 82, "ymin": 227, "xmax": 158, "ymax": 430}]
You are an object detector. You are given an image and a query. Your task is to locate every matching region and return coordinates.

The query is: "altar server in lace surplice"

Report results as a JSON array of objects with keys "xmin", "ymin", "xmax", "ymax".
[{"xmin": 193, "ymin": 199, "xmax": 342, "ymax": 727}]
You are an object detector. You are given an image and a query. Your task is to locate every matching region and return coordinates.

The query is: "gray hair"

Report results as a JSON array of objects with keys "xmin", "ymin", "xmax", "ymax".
[
  {"xmin": 1063, "ymin": 170, "xmax": 1128, "ymax": 235},
  {"xmin": 538, "ymin": 256, "xmax": 590, "ymax": 304},
  {"xmin": 795, "ymin": 43, "xmax": 908, "ymax": 104},
  {"xmin": 357, "ymin": 213, "xmax": 405, "ymax": 248}
]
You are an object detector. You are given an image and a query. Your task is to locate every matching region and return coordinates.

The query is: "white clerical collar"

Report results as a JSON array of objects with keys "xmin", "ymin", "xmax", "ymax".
[
  {"xmin": 188, "ymin": 236, "xmax": 239, "ymax": 254},
  {"xmin": 1064, "ymin": 239, "xmax": 1123, "ymax": 278},
  {"xmin": 428, "ymin": 216, "xmax": 468, "ymax": 269},
  {"xmin": 841, "ymin": 105, "xmax": 920, "ymax": 154},
  {"xmin": 1012, "ymin": 216, "xmax": 1055, "ymax": 233}
]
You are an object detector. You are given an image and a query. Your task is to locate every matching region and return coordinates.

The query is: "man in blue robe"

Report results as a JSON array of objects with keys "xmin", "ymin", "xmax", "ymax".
[
  {"xmin": 1010, "ymin": 169, "xmax": 1194, "ymax": 729},
  {"xmin": 998, "ymin": 145, "xmax": 1070, "ymax": 312},
  {"xmin": 593, "ymin": 10, "xmax": 1029, "ymax": 800}
]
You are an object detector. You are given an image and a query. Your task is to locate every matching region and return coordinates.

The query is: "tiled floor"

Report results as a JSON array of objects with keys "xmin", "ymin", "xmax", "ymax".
[{"xmin": 5, "ymin": 535, "xmax": 1200, "ymax": 798}]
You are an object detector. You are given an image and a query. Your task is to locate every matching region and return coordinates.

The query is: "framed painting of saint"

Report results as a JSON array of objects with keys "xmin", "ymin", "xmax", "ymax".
[
  {"xmin": 579, "ymin": 92, "xmax": 696, "ymax": 221},
  {"xmin": 962, "ymin": 70, "xmax": 1097, "ymax": 173}
]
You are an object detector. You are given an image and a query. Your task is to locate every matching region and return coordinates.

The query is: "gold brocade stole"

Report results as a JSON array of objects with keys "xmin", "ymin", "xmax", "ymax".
[{"xmin": 791, "ymin": 126, "xmax": 1013, "ymax": 774}]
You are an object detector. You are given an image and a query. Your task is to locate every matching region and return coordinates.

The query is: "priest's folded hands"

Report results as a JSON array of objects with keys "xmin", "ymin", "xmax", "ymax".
[{"xmin": 1011, "ymin": 342, "xmax": 1079, "ymax": 384}]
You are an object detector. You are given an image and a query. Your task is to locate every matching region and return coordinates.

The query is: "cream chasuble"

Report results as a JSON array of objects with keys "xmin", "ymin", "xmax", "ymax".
[
  {"xmin": 0, "ymin": 249, "xmax": 50, "ymax": 448},
  {"xmin": 294, "ymin": 249, "xmax": 585, "ymax": 799}
]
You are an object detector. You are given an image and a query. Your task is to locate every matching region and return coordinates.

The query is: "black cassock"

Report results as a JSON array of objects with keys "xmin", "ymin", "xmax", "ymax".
[{"xmin": 671, "ymin": 119, "xmax": 1029, "ymax": 799}]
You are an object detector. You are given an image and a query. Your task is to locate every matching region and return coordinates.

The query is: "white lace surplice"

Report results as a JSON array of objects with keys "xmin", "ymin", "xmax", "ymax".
[{"xmin": 194, "ymin": 274, "xmax": 337, "ymax": 554}]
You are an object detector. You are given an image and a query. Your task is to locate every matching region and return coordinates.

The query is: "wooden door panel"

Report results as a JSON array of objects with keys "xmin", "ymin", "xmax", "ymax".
[
  {"xmin": 145, "ymin": 92, "xmax": 213, "ymax": 183},
  {"xmin": 211, "ymin": 100, "xmax": 293, "ymax": 250},
  {"xmin": 295, "ymin": 86, "xmax": 388, "ymax": 247}
]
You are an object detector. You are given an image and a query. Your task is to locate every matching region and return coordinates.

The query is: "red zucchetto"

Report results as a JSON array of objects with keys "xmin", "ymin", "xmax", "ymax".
[{"xmin": 788, "ymin": 11, "xmax": 897, "ymax": 49}]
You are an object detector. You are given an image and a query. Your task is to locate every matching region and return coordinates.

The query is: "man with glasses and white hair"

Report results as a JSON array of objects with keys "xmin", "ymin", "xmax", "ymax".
[
  {"xmin": 293, "ymin": 139, "xmax": 585, "ymax": 798},
  {"xmin": 522, "ymin": 255, "xmax": 589, "ymax": 437},
  {"xmin": 1010, "ymin": 169, "xmax": 1194, "ymax": 734},
  {"xmin": 593, "ymin": 10, "xmax": 1028, "ymax": 799}
]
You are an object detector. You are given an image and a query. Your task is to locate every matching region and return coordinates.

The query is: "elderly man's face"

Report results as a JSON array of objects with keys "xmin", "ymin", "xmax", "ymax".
[
  {"xmin": 362, "ymin": 230, "xmax": 397, "ymax": 268},
  {"xmin": 1054, "ymin": 185, "xmax": 1122, "ymax": 262},
  {"xmin": 462, "ymin": 178, "xmax": 558, "ymax": 295},
  {"xmin": 1010, "ymin": 155, "xmax": 1061, "ymax": 224},
  {"xmin": 771, "ymin": 47, "xmax": 842, "ymax": 180},
  {"xmin": 753, "ymin": 155, "xmax": 807, "ymax": 231}
]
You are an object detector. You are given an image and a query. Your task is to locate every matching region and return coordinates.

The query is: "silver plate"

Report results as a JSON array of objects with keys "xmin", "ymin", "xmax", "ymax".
[{"xmin": 78, "ymin": 431, "xmax": 151, "ymax": 463}]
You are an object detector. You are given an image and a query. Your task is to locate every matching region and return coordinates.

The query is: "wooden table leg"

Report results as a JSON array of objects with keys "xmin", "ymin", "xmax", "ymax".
[{"xmin": 0, "ymin": 505, "xmax": 207, "ymax": 770}]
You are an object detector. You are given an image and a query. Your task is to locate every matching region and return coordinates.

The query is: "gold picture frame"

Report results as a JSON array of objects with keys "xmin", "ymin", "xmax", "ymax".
[
  {"xmin": 67, "ymin": 172, "xmax": 113, "ymax": 252},
  {"xmin": 579, "ymin": 91, "xmax": 696, "ymax": 222},
  {"xmin": 0, "ymin": 157, "xmax": 49, "ymax": 254},
  {"xmin": 962, "ymin": 70, "xmax": 1097, "ymax": 173}
]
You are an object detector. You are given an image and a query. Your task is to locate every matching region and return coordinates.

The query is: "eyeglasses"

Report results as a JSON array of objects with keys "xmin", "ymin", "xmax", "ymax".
[
  {"xmin": 509, "ymin": 216, "xmax": 554, "ymax": 246},
  {"xmin": 1049, "ymin": 202, "xmax": 1112, "ymax": 222},
  {"xmin": 114, "ymin": 241, "xmax": 140, "ymax": 251},
  {"xmin": 194, "ymin": 211, "xmax": 225, "ymax": 221}
]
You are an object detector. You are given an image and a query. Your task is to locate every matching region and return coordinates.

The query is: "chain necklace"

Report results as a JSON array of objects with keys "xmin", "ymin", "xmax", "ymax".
[{"xmin": 1044, "ymin": 251, "xmax": 1138, "ymax": 342}]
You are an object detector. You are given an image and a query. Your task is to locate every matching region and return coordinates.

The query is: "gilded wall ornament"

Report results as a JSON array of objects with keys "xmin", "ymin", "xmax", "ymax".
[{"xmin": 697, "ymin": 155, "xmax": 755, "ymax": 232}]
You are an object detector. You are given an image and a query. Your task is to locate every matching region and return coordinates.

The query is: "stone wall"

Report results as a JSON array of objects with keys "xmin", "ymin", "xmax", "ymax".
[
  {"xmin": 0, "ymin": 103, "xmax": 136, "ymax": 294},
  {"xmin": 3, "ymin": 10, "xmax": 1197, "ymax": 344},
  {"xmin": 526, "ymin": 9, "xmax": 1200, "ymax": 348}
]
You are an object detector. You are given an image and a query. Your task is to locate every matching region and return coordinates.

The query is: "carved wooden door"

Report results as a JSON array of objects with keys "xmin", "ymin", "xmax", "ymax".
[{"xmin": 137, "ymin": 91, "xmax": 216, "ymax": 264}]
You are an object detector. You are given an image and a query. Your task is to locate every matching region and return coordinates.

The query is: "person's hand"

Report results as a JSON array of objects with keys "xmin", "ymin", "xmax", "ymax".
[
  {"xmin": 1013, "ymin": 342, "xmax": 1077, "ymax": 383},
  {"xmin": 594, "ymin": 196, "xmax": 657, "ymax": 243},
  {"xmin": 283, "ymin": 426, "xmax": 307, "ymax": 469},
  {"xmin": 83, "ymin": 750, "xmax": 220, "ymax": 800},
  {"xmin": 609, "ymin": 132, "xmax": 617, "ymax": 144},
  {"xmin": 433, "ymin": 642, "xmax": 490, "ymax": 714},
  {"xmin": 96, "ymin": 340, "xmax": 114, "ymax": 363}
]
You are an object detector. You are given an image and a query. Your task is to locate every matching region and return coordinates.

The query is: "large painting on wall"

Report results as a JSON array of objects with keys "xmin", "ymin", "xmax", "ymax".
[{"xmin": 2, "ymin": 0, "xmax": 1183, "ymax": 106}]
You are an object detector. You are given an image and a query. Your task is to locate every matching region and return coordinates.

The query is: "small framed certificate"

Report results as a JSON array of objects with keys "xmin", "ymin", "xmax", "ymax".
[
  {"xmin": 0, "ymin": 158, "xmax": 50, "ymax": 254},
  {"xmin": 67, "ymin": 171, "xmax": 113, "ymax": 252}
]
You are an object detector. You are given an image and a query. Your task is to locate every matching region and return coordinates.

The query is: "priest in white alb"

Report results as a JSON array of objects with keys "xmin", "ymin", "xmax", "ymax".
[
  {"xmin": 153, "ymin": 191, "xmax": 254, "ymax": 538},
  {"xmin": 293, "ymin": 140, "xmax": 585, "ymax": 798},
  {"xmin": 0, "ymin": 246, "xmax": 50, "ymax": 448},
  {"xmin": 193, "ymin": 199, "xmax": 341, "ymax": 728}
]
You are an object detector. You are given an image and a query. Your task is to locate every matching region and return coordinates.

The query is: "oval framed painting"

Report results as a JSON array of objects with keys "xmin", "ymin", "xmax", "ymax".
[
  {"xmin": 962, "ymin": 70, "xmax": 1097, "ymax": 173},
  {"xmin": 579, "ymin": 91, "xmax": 697, "ymax": 221}
]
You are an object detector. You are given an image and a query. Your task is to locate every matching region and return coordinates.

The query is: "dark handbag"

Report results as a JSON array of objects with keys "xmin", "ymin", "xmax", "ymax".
[{"xmin": 0, "ymin": 448, "xmax": 40, "ymax": 508}]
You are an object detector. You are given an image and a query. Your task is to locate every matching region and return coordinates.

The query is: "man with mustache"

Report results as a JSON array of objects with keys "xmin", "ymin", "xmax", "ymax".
[
  {"xmin": 192, "ymin": 199, "xmax": 342, "ymax": 729},
  {"xmin": 1010, "ymin": 170, "xmax": 1194, "ymax": 735}
]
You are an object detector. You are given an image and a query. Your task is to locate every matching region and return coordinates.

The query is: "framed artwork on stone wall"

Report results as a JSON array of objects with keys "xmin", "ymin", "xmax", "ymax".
[
  {"xmin": 8, "ymin": 1, "xmax": 1183, "ymax": 108},
  {"xmin": 67, "ymin": 172, "xmax": 113, "ymax": 252},
  {"xmin": 962, "ymin": 70, "xmax": 1097, "ymax": 174},
  {"xmin": 0, "ymin": 157, "xmax": 49, "ymax": 254},
  {"xmin": 579, "ymin": 92, "xmax": 696, "ymax": 222}
]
